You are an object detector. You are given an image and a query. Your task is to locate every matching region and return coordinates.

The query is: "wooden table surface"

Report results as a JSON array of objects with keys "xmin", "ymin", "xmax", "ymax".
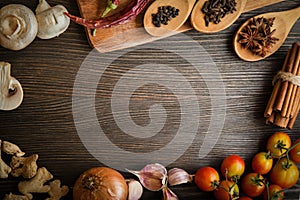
[{"xmin": 0, "ymin": 0, "xmax": 300, "ymax": 199}]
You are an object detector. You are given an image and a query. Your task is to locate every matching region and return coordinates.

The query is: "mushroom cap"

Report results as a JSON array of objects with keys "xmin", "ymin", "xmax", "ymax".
[
  {"xmin": 0, "ymin": 62, "xmax": 24, "ymax": 111},
  {"xmin": 0, "ymin": 4, "xmax": 38, "ymax": 51},
  {"xmin": 36, "ymin": 4, "xmax": 70, "ymax": 39}
]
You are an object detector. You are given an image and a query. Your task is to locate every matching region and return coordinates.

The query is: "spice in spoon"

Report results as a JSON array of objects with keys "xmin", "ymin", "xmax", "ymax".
[
  {"xmin": 202, "ymin": 0, "xmax": 237, "ymax": 27},
  {"xmin": 238, "ymin": 17, "xmax": 279, "ymax": 57},
  {"xmin": 152, "ymin": 6, "xmax": 180, "ymax": 27}
]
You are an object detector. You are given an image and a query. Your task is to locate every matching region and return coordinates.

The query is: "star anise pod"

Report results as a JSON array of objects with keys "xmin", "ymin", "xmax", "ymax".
[
  {"xmin": 253, "ymin": 41, "xmax": 273, "ymax": 57},
  {"xmin": 238, "ymin": 25, "xmax": 258, "ymax": 49},
  {"xmin": 250, "ymin": 17, "xmax": 264, "ymax": 31},
  {"xmin": 238, "ymin": 16, "xmax": 279, "ymax": 57}
]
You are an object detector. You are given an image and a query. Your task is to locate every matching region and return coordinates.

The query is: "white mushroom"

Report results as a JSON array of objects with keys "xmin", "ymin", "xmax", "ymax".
[
  {"xmin": 0, "ymin": 62, "xmax": 23, "ymax": 111},
  {"xmin": 35, "ymin": 0, "xmax": 70, "ymax": 39},
  {"xmin": 0, "ymin": 4, "xmax": 38, "ymax": 50}
]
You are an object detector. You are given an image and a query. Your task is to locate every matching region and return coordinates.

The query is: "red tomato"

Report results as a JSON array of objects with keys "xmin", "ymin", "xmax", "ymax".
[
  {"xmin": 270, "ymin": 157, "xmax": 299, "ymax": 188},
  {"xmin": 289, "ymin": 138, "xmax": 300, "ymax": 164},
  {"xmin": 238, "ymin": 197, "xmax": 253, "ymax": 200},
  {"xmin": 195, "ymin": 166, "xmax": 220, "ymax": 192},
  {"xmin": 263, "ymin": 184, "xmax": 284, "ymax": 200},
  {"xmin": 241, "ymin": 173, "xmax": 265, "ymax": 197},
  {"xmin": 213, "ymin": 180, "xmax": 239, "ymax": 200},
  {"xmin": 221, "ymin": 154, "xmax": 245, "ymax": 181},
  {"xmin": 251, "ymin": 152, "xmax": 273, "ymax": 175},
  {"xmin": 266, "ymin": 132, "xmax": 291, "ymax": 157}
]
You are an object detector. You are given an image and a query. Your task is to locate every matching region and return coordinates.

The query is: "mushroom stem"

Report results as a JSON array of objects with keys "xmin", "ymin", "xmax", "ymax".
[
  {"xmin": 0, "ymin": 62, "xmax": 23, "ymax": 111},
  {"xmin": 1, "ymin": 15, "xmax": 24, "ymax": 39},
  {"xmin": 0, "ymin": 62, "xmax": 11, "ymax": 98},
  {"xmin": 36, "ymin": 0, "xmax": 51, "ymax": 14}
]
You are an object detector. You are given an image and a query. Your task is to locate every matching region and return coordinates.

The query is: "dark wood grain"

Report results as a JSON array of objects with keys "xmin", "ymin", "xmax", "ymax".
[{"xmin": 0, "ymin": 0, "xmax": 300, "ymax": 200}]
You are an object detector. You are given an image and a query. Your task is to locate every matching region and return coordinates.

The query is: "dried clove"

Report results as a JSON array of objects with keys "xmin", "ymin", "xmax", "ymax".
[
  {"xmin": 126, "ymin": 163, "xmax": 167, "ymax": 191},
  {"xmin": 201, "ymin": 0, "xmax": 237, "ymax": 26},
  {"xmin": 168, "ymin": 168, "xmax": 193, "ymax": 186}
]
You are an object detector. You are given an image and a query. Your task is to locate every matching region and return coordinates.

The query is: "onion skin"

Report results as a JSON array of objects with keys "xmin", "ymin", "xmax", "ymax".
[{"xmin": 73, "ymin": 167, "xmax": 128, "ymax": 200}]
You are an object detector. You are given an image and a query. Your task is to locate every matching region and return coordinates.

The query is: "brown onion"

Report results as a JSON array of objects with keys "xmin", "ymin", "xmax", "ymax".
[{"xmin": 73, "ymin": 167, "xmax": 128, "ymax": 200}]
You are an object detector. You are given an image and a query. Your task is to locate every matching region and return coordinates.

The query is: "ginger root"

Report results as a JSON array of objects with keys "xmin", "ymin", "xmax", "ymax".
[
  {"xmin": 46, "ymin": 179, "xmax": 69, "ymax": 200},
  {"xmin": 3, "ymin": 193, "xmax": 30, "ymax": 200},
  {"xmin": 18, "ymin": 167, "xmax": 53, "ymax": 199},
  {"xmin": 2, "ymin": 141, "xmax": 25, "ymax": 157},
  {"xmin": 0, "ymin": 140, "xmax": 12, "ymax": 178},
  {"xmin": 0, "ymin": 139, "xmax": 69, "ymax": 199},
  {"xmin": 10, "ymin": 154, "xmax": 38, "ymax": 179}
]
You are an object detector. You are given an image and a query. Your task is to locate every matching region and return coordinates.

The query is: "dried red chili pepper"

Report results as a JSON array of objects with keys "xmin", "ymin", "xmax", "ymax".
[
  {"xmin": 102, "ymin": 0, "xmax": 120, "ymax": 17},
  {"xmin": 64, "ymin": 0, "xmax": 150, "ymax": 29}
]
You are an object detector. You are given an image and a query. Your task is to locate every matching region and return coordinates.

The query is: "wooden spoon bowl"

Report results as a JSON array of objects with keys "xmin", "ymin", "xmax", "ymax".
[
  {"xmin": 143, "ymin": 0, "xmax": 196, "ymax": 37},
  {"xmin": 233, "ymin": 6, "xmax": 300, "ymax": 62},
  {"xmin": 190, "ymin": 0, "xmax": 246, "ymax": 33}
]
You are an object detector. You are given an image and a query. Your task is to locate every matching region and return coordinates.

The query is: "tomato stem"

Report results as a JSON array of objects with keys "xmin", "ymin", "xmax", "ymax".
[
  {"xmin": 265, "ymin": 182, "xmax": 270, "ymax": 200},
  {"xmin": 276, "ymin": 140, "xmax": 300, "ymax": 169},
  {"xmin": 212, "ymin": 180, "xmax": 220, "ymax": 190},
  {"xmin": 251, "ymin": 173, "xmax": 265, "ymax": 186}
]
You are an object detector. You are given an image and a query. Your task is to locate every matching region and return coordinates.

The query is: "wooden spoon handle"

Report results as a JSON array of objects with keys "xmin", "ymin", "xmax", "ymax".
[
  {"xmin": 280, "ymin": 6, "xmax": 300, "ymax": 31},
  {"xmin": 244, "ymin": 0, "xmax": 285, "ymax": 12}
]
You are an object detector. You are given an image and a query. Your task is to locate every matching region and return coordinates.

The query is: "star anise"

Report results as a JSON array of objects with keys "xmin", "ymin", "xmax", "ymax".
[
  {"xmin": 253, "ymin": 43, "xmax": 269, "ymax": 57},
  {"xmin": 238, "ymin": 16, "xmax": 279, "ymax": 57},
  {"xmin": 238, "ymin": 25, "xmax": 258, "ymax": 49}
]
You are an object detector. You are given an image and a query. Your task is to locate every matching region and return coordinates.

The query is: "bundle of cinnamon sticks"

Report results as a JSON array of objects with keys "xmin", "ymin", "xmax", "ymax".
[{"xmin": 265, "ymin": 42, "xmax": 300, "ymax": 129}]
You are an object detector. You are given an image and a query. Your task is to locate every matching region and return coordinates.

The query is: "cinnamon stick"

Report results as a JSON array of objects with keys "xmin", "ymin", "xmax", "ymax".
[
  {"xmin": 273, "ymin": 43, "xmax": 299, "ymax": 111},
  {"xmin": 274, "ymin": 112, "xmax": 289, "ymax": 128},
  {"xmin": 264, "ymin": 50, "xmax": 291, "ymax": 117},
  {"xmin": 266, "ymin": 112, "xmax": 275, "ymax": 125},
  {"xmin": 265, "ymin": 43, "xmax": 300, "ymax": 129},
  {"xmin": 281, "ymin": 46, "xmax": 300, "ymax": 116},
  {"xmin": 288, "ymin": 98, "xmax": 300, "ymax": 129},
  {"xmin": 286, "ymin": 47, "xmax": 300, "ymax": 118}
]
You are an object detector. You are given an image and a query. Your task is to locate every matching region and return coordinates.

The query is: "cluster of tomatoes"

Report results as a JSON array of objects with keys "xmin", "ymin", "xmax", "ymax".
[{"xmin": 194, "ymin": 132, "xmax": 300, "ymax": 200}]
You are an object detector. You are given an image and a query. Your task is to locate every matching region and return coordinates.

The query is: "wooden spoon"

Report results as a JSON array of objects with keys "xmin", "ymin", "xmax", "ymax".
[
  {"xmin": 190, "ymin": 0, "xmax": 247, "ymax": 33},
  {"xmin": 143, "ymin": 0, "xmax": 196, "ymax": 37},
  {"xmin": 233, "ymin": 6, "xmax": 300, "ymax": 62}
]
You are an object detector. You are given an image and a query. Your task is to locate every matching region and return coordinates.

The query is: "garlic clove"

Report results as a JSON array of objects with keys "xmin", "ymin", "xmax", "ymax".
[
  {"xmin": 127, "ymin": 163, "xmax": 168, "ymax": 191},
  {"xmin": 162, "ymin": 187, "xmax": 179, "ymax": 200},
  {"xmin": 127, "ymin": 179, "xmax": 143, "ymax": 200},
  {"xmin": 167, "ymin": 168, "xmax": 193, "ymax": 186}
]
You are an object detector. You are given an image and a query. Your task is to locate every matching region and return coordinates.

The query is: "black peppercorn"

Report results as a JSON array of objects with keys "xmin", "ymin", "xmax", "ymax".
[{"xmin": 151, "ymin": 5, "xmax": 180, "ymax": 27}]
